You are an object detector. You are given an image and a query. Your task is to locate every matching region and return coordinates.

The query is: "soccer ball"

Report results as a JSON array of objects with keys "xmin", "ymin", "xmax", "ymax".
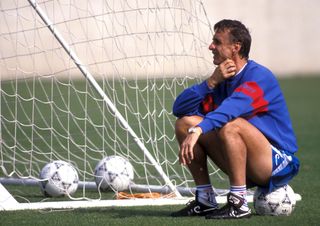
[
  {"xmin": 254, "ymin": 184, "xmax": 296, "ymax": 216},
  {"xmin": 94, "ymin": 155, "xmax": 134, "ymax": 192},
  {"xmin": 39, "ymin": 160, "xmax": 79, "ymax": 197}
]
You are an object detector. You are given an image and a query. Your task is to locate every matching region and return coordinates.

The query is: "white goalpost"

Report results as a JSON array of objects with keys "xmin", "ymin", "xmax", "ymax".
[{"xmin": 0, "ymin": 0, "xmax": 233, "ymax": 211}]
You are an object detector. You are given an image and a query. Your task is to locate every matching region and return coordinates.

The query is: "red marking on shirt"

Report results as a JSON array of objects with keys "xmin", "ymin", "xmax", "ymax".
[
  {"xmin": 201, "ymin": 95, "xmax": 218, "ymax": 114},
  {"xmin": 235, "ymin": 81, "xmax": 269, "ymax": 115}
]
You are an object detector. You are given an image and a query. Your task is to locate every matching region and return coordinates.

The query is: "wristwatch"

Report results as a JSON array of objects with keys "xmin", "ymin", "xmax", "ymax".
[{"xmin": 188, "ymin": 126, "xmax": 202, "ymax": 136}]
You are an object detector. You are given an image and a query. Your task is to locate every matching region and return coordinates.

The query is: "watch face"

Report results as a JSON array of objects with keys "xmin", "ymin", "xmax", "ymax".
[{"xmin": 188, "ymin": 127, "xmax": 201, "ymax": 135}]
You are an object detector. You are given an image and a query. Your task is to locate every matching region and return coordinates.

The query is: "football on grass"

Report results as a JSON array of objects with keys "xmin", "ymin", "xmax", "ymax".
[
  {"xmin": 254, "ymin": 184, "xmax": 296, "ymax": 216},
  {"xmin": 39, "ymin": 160, "xmax": 79, "ymax": 197},
  {"xmin": 94, "ymin": 155, "xmax": 134, "ymax": 191}
]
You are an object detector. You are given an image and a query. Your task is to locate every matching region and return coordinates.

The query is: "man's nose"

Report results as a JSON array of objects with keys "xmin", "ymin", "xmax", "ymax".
[{"xmin": 209, "ymin": 42, "xmax": 215, "ymax": 50}]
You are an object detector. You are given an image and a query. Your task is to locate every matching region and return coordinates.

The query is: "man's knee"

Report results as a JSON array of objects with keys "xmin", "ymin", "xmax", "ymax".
[
  {"xmin": 175, "ymin": 115, "xmax": 203, "ymax": 133},
  {"xmin": 174, "ymin": 116, "xmax": 203, "ymax": 143},
  {"xmin": 219, "ymin": 117, "xmax": 247, "ymax": 139}
]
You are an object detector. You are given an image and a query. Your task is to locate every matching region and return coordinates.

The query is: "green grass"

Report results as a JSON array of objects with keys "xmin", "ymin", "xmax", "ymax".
[{"xmin": 1, "ymin": 76, "xmax": 320, "ymax": 226}]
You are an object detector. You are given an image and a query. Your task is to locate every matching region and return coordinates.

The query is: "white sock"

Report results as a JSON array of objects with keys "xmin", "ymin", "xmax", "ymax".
[
  {"xmin": 196, "ymin": 184, "xmax": 218, "ymax": 208},
  {"xmin": 230, "ymin": 185, "xmax": 249, "ymax": 211}
]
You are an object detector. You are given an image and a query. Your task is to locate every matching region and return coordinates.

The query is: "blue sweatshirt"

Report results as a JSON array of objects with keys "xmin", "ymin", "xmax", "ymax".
[{"xmin": 173, "ymin": 60, "xmax": 298, "ymax": 153}]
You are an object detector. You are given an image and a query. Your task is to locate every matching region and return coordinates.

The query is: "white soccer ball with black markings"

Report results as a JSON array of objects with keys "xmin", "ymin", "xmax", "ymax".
[
  {"xmin": 254, "ymin": 184, "xmax": 296, "ymax": 216},
  {"xmin": 94, "ymin": 155, "xmax": 134, "ymax": 192},
  {"xmin": 39, "ymin": 160, "xmax": 79, "ymax": 197}
]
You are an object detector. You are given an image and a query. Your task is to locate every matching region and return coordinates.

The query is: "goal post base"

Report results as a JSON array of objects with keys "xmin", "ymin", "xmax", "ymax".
[
  {"xmin": 0, "ymin": 196, "xmax": 191, "ymax": 211},
  {"xmin": 0, "ymin": 192, "xmax": 230, "ymax": 211},
  {"xmin": 0, "ymin": 182, "xmax": 301, "ymax": 211},
  {"xmin": 0, "ymin": 180, "xmax": 231, "ymax": 211},
  {"xmin": 0, "ymin": 183, "xmax": 19, "ymax": 211}
]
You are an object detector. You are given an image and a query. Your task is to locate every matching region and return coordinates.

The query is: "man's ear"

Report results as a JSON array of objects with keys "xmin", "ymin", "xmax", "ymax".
[{"xmin": 233, "ymin": 42, "xmax": 241, "ymax": 53}]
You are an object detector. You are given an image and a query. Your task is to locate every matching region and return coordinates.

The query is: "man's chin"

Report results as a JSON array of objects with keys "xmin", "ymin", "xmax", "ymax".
[
  {"xmin": 213, "ymin": 59, "xmax": 221, "ymax": 65},
  {"xmin": 213, "ymin": 56, "xmax": 226, "ymax": 65}
]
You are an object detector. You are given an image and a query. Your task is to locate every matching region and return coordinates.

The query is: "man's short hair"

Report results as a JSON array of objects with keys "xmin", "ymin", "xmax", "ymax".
[{"xmin": 214, "ymin": 19, "xmax": 251, "ymax": 59}]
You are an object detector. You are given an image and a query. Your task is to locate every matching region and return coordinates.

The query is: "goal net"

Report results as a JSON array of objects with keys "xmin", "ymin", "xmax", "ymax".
[{"xmin": 0, "ymin": 0, "xmax": 229, "ymax": 210}]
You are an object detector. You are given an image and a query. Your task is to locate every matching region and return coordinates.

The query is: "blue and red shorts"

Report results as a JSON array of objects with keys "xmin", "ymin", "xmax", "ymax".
[{"xmin": 262, "ymin": 145, "xmax": 300, "ymax": 192}]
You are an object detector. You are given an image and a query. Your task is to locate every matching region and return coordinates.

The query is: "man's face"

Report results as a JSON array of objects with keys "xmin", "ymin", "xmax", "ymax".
[{"xmin": 208, "ymin": 30, "xmax": 235, "ymax": 65}]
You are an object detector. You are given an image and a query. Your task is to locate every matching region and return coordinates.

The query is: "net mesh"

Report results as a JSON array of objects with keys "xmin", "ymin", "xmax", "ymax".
[{"xmin": 0, "ymin": 0, "xmax": 228, "ymax": 203}]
